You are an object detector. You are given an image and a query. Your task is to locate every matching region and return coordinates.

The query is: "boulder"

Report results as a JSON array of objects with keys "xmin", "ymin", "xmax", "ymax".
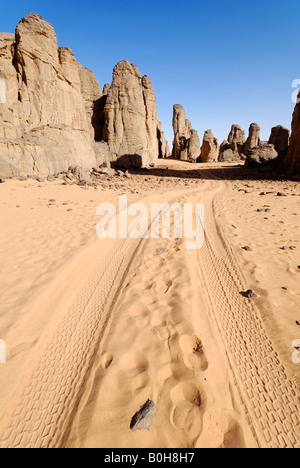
[{"xmin": 245, "ymin": 142, "xmax": 278, "ymax": 167}]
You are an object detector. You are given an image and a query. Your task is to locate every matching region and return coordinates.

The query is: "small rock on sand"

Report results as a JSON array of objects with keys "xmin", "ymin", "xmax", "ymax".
[
  {"xmin": 277, "ymin": 192, "xmax": 288, "ymax": 197},
  {"xmin": 130, "ymin": 400, "xmax": 157, "ymax": 432},
  {"xmin": 242, "ymin": 290, "xmax": 259, "ymax": 298}
]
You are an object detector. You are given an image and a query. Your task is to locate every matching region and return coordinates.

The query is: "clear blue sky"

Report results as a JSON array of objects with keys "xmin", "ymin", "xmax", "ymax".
[{"xmin": 1, "ymin": 0, "xmax": 300, "ymax": 147}]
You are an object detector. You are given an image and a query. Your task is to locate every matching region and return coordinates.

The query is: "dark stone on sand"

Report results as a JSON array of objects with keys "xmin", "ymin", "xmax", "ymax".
[
  {"xmin": 130, "ymin": 400, "xmax": 157, "ymax": 432},
  {"xmin": 241, "ymin": 289, "xmax": 259, "ymax": 298}
]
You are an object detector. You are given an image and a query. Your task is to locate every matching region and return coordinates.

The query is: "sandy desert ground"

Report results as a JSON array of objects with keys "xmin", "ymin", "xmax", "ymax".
[{"xmin": 0, "ymin": 159, "xmax": 299, "ymax": 448}]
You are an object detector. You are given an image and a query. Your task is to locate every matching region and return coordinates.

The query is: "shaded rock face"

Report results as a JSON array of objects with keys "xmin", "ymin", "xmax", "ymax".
[
  {"xmin": 245, "ymin": 142, "xmax": 278, "ymax": 167},
  {"xmin": 0, "ymin": 13, "xmax": 102, "ymax": 178},
  {"xmin": 200, "ymin": 130, "xmax": 219, "ymax": 162},
  {"xmin": 242, "ymin": 123, "xmax": 260, "ymax": 156},
  {"xmin": 172, "ymin": 105, "xmax": 200, "ymax": 161},
  {"xmin": 268, "ymin": 125, "xmax": 290, "ymax": 153},
  {"xmin": 157, "ymin": 121, "xmax": 169, "ymax": 159},
  {"xmin": 218, "ymin": 124, "xmax": 246, "ymax": 161},
  {"xmin": 280, "ymin": 93, "xmax": 300, "ymax": 175},
  {"xmin": 101, "ymin": 60, "xmax": 159, "ymax": 167}
]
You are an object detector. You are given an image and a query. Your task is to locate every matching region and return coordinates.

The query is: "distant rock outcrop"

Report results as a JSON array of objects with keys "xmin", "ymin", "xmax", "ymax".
[
  {"xmin": 242, "ymin": 123, "xmax": 260, "ymax": 156},
  {"xmin": 200, "ymin": 130, "xmax": 219, "ymax": 162},
  {"xmin": 268, "ymin": 125, "xmax": 290, "ymax": 153},
  {"xmin": 172, "ymin": 105, "xmax": 200, "ymax": 161},
  {"xmin": 219, "ymin": 124, "xmax": 246, "ymax": 161},
  {"xmin": 101, "ymin": 60, "xmax": 159, "ymax": 167}
]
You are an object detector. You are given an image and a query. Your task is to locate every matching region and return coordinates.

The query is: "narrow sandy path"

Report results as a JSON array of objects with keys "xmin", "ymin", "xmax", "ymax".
[{"xmin": 0, "ymin": 179, "xmax": 299, "ymax": 448}]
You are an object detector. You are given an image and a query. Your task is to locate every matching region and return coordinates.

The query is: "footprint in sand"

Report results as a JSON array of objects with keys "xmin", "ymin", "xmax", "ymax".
[
  {"xmin": 170, "ymin": 380, "xmax": 204, "ymax": 438},
  {"xmin": 179, "ymin": 334, "xmax": 209, "ymax": 371}
]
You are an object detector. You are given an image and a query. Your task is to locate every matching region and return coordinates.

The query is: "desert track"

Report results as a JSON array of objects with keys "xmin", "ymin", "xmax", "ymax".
[{"xmin": 0, "ymin": 180, "xmax": 299, "ymax": 448}]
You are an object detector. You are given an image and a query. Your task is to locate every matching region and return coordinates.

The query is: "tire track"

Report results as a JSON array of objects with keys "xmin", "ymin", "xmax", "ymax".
[
  {"xmin": 0, "ymin": 179, "xmax": 299, "ymax": 448},
  {"xmin": 0, "ymin": 187, "xmax": 209, "ymax": 448},
  {"xmin": 196, "ymin": 184, "xmax": 300, "ymax": 448}
]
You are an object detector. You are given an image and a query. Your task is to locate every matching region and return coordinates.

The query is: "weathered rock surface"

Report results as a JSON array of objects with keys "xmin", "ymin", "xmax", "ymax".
[
  {"xmin": 157, "ymin": 121, "xmax": 170, "ymax": 159},
  {"xmin": 200, "ymin": 130, "xmax": 219, "ymax": 162},
  {"xmin": 172, "ymin": 105, "xmax": 200, "ymax": 161},
  {"xmin": 78, "ymin": 63, "xmax": 103, "ymax": 139},
  {"xmin": 228, "ymin": 124, "xmax": 246, "ymax": 147},
  {"xmin": 0, "ymin": 13, "xmax": 102, "ymax": 178},
  {"xmin": 219, "ymin": 124, "xmax": 246, "ymax": 161},
  {"xmin": 242, "ymin": 123, "xmax": 260, "ymax": 156},
  {"xmin": 245, "ymin": 142, "xmax": 278, "ymax": 167},
  {"xmin": 268, "ymin": 125, "xmax": 290, "ymax": 153},
  {"xmin": 0, "ymin": 15, "xmax": 164, "ymax": 176},
  {"xmin": 172, "ymin": 104, "xmax": 189, "ymax": 160},
  {"xmin": 101, "ymin": 60, "xmax": 159, "ymax": 167},
  {"xmin": 188, "ymin": 129, "xmax": 201, "ymax": 160}
]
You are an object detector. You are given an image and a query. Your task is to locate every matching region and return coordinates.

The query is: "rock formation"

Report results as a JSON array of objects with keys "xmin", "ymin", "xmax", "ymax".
[
  {"xmin": 0, "ymin": 15, "xmax": 164, "ymax": 177},
  {"xmin": 228, "ymin": 124, "xmax": 246, "ymax": 148},
  {"xmin": 188, "ymin": 129, "xmax": 201, "ymax": 160},
  {"xmin": 199, "ymin": 130, "xmax": 219, "ymax": 162},
  {"xmin": 280, "ymin": 92, "xmax": 300, "ymax": 175},
  {"xmin": 157, "ymin": 121, "xmax": 170, "ymax": 158},
  {"xmin": 101, "ymin": 60, "xmax": 159, "ymax": 167},
  {"xmin": 245, "ymin": 142, "xmax": 278, "ymax": 167},
  {"xmin": 172, "ymin": 105, "xmax": 200, "ymax": 161},
  {"xmin": 242, "ymin": 123, "xmax": 260, "ymax": 156},
  {"xmin": 218, "ymin": 124, "xmax": 246, "ymax": 161},
  {"xmin": 0, "ymin": 13, "xmax": 101, "ymax": 178},
  {"xmin": 268, "ymin": 125, "xmax": 290, "ymax": 153}
]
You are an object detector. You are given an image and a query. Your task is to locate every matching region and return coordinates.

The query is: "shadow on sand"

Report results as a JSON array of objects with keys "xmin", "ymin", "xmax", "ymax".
[{"xmin": 122, "ymin": 160, "xmax": 298, "ymax": 182}]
